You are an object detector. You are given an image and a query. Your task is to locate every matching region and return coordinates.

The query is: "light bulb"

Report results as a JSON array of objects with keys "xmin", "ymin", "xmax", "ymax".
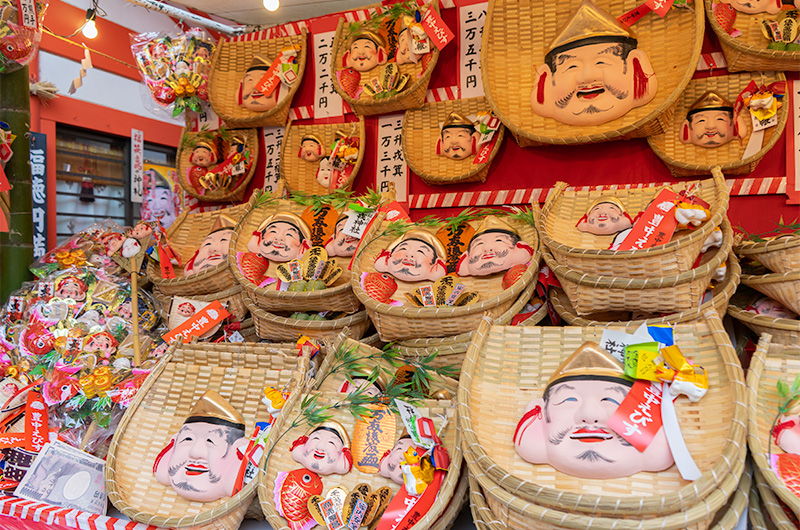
[
  {"xmin": 263, "ymin": 0, "xmax": 279, "ymax": 11},
  {"xmin": 82, "ymin": 18, "xmax": 97, "ymax": 39}
]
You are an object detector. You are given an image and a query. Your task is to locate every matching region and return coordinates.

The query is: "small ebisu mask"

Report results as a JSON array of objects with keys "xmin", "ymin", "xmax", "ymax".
[
  {"xmin": 290, "ymin": 420, "xmax": 353, "ymax": 476},
  {"xmin": 680, "ymin": 90, "xmax": 744, "ymax": 149},
  {"xmin": 718, "ymin": 0, "xmax": 782, "ymax": 15},
  {"xmin": 246, "ymin": 212, "xmax": 312, "ymax": 263},
  {"xmin": 378, "ymin": 435, "xmax": 415, "ymax": 485},
  {"xmin": 530, "ymin": 0, "xmax": 658, "ymax": 127},
  {"xmin": 436, "ymin": 113, "xmax": 479, "ymax": 161},
  {"xmin": 237, "ymin": 55, "xmax": 281, "ymax": 112},
  {"xmin": 183, "ymin": 215, "xmax": 237, "ymax": 276},
  {"xmin": 298, "ymin": 134, "xmax": 326, "ymax": 163},
  {"xmin": 374, "ymin": 229, "xmax": 448, "ymax": 283},
  {"xmin": 343, "ymin": 29, "xmax": 388, "ymax": 73},
  {"xmin": 456, "ymin": 216, "xmax": 534, "ymax": 277},
  {"xmin": 513, "ymin": 342, "xmax": 674, "ymax": 479},
  {"xmin": 153, "ymin": 390, "xmax": 248, "ymax": 502},
  {"xmin": 576, "ymin": 196, "xmax": 634, "ymax": 236},
  {"xmin": 324, "ymin": 212, "xmax": 359, "ymax": 258}
]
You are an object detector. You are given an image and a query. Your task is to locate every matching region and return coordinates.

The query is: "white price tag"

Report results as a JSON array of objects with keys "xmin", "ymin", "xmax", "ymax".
[{"xmin": 342, "ymin": 210, "xmax": 376, "ymax": 239}]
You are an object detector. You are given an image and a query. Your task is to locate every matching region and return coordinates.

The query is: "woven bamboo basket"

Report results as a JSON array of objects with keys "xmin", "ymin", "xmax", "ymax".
[
  {"xmin": 177, "ymin": 127, "xmax": 259, "ymax": 202},
  {"xmin": 464, "ymin": 429, "xmax": 747, "ymax": 530},
  {"xmin": 105, "ymin": 342, "xmax": 309, "ymax": 528},
  {"xmin": 257, "ymin": 336, "xmax": 463, "ymax": 530},
  {"xmin": 208, "ymin": 29, "xmax": 308, "ymax": 128},
  {"xmin": 705, "ymin": 0, "xmax": 800, "ymax": 72},
  {"xmin": 392, "ymin": 281, "xmax": 544, "ymax": 374},
  {"xmin": 402, "ymin": 97, "xmax": 506, "ymax": 185},
  {"xmin": 745, "ymin": 333, "xmax": 800, "ymax": 519},
  {"xmin": 229, "ymin": 194, "xmax": 361, "ymax": 313},
  {"xmin": 153, "ymin": 283, "xmax": 249, "ymax": 323},
  {"xmin": 747, "ymin": 473, "xmax": 774, "ymax": 530},
  {"xmin": 468, "ymin": 456, "xmax": 751, "ymax": 530},
  {"xmin": 648, "ymin": 72, "xmax": 787, "ymax": 177},
  {"xmin": 754, "ymin": 466, "xmax": 799, "ymax": 528},
  {"xmin": 550, "ymin": 253, "xmax": 740, "ymax": 329},
  {"xmin": 545, "ymin": 219, "xmax": 733, "ymax": 315},
  {"xmin": 537, "ymin": 168, "xmax": 729, "ymax": 278},
  {"xmin": 457, "ymin": 311, "xmax": 747, "ymax": 517},
  {"xmin": 280, "ymin": 116, "xmax": 366, "ymax": 195},
  {"xmin": 147, "ymin": 198, "xmax": 254, "ymax": 297},
  {"xmin": 330, "ymin": 4, "xmax": 440, "ymax": 117},
  {"xmin": 740, "ymin": 269, "xmax": 800, "ymax": 315},
  {"xmin": 482, "ymin": 0, "xmax": 703, "ymax": 146},
  {"xmin": 727, "ymin": 301, "xmax": 800, "ymax": 346},
  {"xmin": 243, "ymin": 289, "xmax": 370, "ymax": 342},
  {"xmin": 351, "ymin": 211, "xmax": 541, "ymax": 341},
  {"xmin": 736, "ymin": 233, "xmax": 800, "ymax": 274}
]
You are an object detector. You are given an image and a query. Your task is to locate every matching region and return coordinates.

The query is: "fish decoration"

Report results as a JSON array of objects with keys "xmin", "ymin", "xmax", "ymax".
[
  {"xmin": 712, "ymin": 3, "xmax": 741, "ymax": 38},
  {"xmin": 274, "ymin": 468, "xmax": 324, "ymax": 530},
  {"xmin": 337, "ymin": 67, "xmax": 362, "ymax": 99},
  {"xmin": 502, "ymin": 263, "xmax": 529, "ymax": 290},
  {"xmin": 361, "ymin": 272, "xmax": 401, "ymax": 306}
]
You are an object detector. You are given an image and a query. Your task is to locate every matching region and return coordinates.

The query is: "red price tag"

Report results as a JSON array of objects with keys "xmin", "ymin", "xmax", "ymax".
[
  {"xmin": 254, "ymin": 57, "xmax": 283, "ymax": 98},
  {"xmin": 616, "ymin": 188, "xmax": 679, "ymax": 251},
  {"xmin": 645, "ymin": 0, "xmax": 674, "ymax": 17},
  {"xmin": 607, "ymin": 380, "xmax": 664, "ymax": 452},
  {"xmin": 24, "ymin": 391, "xmax": 48, "ymax": 452},
  {"xmin": 0, "ymin": 433, "xmax": 25, "ymax": 449},
  {"xmin": 421, "ymin": 8, "xmax": 454, "ymax": 50},
  {"xmin": 617, "ymin": 4, "xmax": 652, "ymax": 26}
]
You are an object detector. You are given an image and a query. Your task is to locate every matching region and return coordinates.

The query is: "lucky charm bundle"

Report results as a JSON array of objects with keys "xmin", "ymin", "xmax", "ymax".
[
  {"xmin": 0, "ymin": 0, "xmax": 47, "ymax": 74},
  {"xmin": 186, "ymin": 130, "xmax": 254, "ymax": 196}
]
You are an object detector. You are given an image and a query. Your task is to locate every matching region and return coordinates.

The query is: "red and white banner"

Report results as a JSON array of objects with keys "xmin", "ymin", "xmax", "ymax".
[
  {"xmin": 0, "ymin": 496, "xmax": 163, "ymax": 529},
  {"xmin": 457, "ymin": 0, "xmax": 487, "ymax": 98}
]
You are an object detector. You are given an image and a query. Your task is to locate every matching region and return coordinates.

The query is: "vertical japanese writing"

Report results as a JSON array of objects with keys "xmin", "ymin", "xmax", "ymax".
[
  {"xmin": 262, "ymin": 126, "xmax": 285, "ymax": 192},
  {"xmin": 376, "ymin": 114, "xmax": 407, "ymax": 202},
  {"xmin": 789, "ymin": 79, "xmax": 800, "ymax": 205},
  {"xmin": 131, "ymin": 129, "xmax": 144, "ymax": 203},
  {"xmin": 314, "ymin": 30, "xmax": 343, "ymax": 118},
  {"xmin": 189, "ymin": 101, "xmax": 221, "ymax": 132},
  {"xmin": 17, "ymin": 0, "xmax": 37, "ymax": 29},
  {"xmin": 459, "ymin": 2, "xmax": 487, "ymax": 98},
  {"xmin": 28, "ymin": 132, "xmax": 47, "ymax": 258}
]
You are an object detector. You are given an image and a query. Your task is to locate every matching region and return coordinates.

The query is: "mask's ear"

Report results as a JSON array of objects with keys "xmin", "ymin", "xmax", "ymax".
[
  {"xmin": 377, "ymin": 47, "xmax": 388, "ymax": 65},
  {"xmin": 428, "ymin": 259, "xmax": 447, "ymax": 282},
  {"xmin": 247, "ymin": 232, "xmax": 262, "ymax": 254},
  {"xmin": 514, "ymin": 398, "xmax": 548, "ymax": 464},
  {"xmin": 436, "ymin": 138, "xmax": 443, "ymax": 155},
  {"xmin": 680, "ymin": 119, "xmax": 691, "ymax": 144},
  {"xmin": 153, "ymin": 435, "xmax": 177, "ymax": 485},
  {"xmin": 629, "ymin": 49, "xmax": 658, "ymax": 103},
  {"xmin": 236, "ymin": 82, "xmax": 243, "ymax": 105},
  {"xmin": 767, "ymin": 0, "xmax": 782, "ymax": 14},
  {"xmin": 456, "ymin": 252, "xmax": 469, "ymax": 276},
  {"xmin": 575, "ymin": 215, "xmax": 590, "ymax": 232},
  {"xmin": 471, "ymin": 134, "xmax": 479, "ymax": 155},
  {"xmin": 530, "ymin": 64, "xmax": 554, "ymax": 116},
  {"xmin": 735, "ymin": 112, "xmax": 749, "ymax": 139}
]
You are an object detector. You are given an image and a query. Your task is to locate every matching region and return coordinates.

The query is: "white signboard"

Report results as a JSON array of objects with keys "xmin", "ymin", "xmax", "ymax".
[{"xmin": 376, "ymin": 114, "xmax": 408, "ymax": 202}]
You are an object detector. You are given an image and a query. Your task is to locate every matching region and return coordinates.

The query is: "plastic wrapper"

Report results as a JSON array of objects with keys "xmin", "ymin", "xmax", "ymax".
[
  {"xmin": 0, "ymin": 1, "xmax": 48, "ymax": 74},
  {"xmin": 30, "ymin": 219, "xmax": 127, "ymax": 278},
  {"xmin": 131, "ymin": 28, "xmax": 216, "ymax": 118}
]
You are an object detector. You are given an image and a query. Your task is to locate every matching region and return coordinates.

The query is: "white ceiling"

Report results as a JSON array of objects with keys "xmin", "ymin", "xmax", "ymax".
[{"xmin": 166, "ymin": 0, "xmax": 376, "ymax": 27}]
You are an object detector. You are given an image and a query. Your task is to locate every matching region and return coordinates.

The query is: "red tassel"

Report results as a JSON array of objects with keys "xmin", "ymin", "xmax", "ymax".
[
  {"xmin": 682, "ymin": 124, "xmax": 689, "ymax": 141},
  {"xmin": 290, "ymin": 435, "xmax": 308, "ymax": 451},
  {"xmin": 633, "ymin": 57, "xmax": 649, "ymax": 100},
  {"xmin": 343, "ymin": 447, "xmax": 354, "ymax": 471},
  {"xmin": 471, "ymin": 137, "xmax": 477, "ymax": 155},
  {"xmin": 153, "ymin": 438, "xmax": 175, "ymax": 473},
  {"xmin": 536, "ymin": 72, "xmax": 547, "ymax": 105},
  {"xmin": 513, "ymin": 405, "xmax": 541, "ymax": 445}
]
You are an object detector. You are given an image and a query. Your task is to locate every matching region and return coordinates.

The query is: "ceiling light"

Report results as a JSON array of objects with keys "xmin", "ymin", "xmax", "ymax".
[
  {"xmin": 82, "ymin": 8, "xmax": 98, "ymax": 39},
  {"xmin": 263, "ymin": 0, "xmax": 279, "ymax": 12}
]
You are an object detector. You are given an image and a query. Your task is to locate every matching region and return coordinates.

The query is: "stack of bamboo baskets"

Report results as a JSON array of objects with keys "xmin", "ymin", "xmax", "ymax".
[
  {"xmin": 537, "ymin": 167, "xmax": 733, "ymax": 320},
  {"xmin": 460, "ymin": 314, "xmax": 750, "ymax": 529}
]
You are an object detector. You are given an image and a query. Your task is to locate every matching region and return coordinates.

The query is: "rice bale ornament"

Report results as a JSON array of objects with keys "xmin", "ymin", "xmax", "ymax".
[
  {"xmin": 153, "ymin": 389, "xmax": 248, "ymax": 502},
  {"xmin": 237, "ymin": 49, "xmax": 300, "ymax": 112},
  {"xmin": 437, "ymin": 113, "xmax": 479, "ymax": 161},
  {"xmin": 290, "ymin": 420, "xmax": 353, "ymax": 476},
  {"xmin": 513, "ymin": 341, "xmax": 674, "ymax": 479},
  {"xmin": 575, "ymin": 196, "xmax": 634, "ymax": 236},
  {"xmin": 237, "ymin": 213, "xmax": 312, "ymax": 287},
  {"xmin": 530, "ymin": 0, "xmax": 658, "ymax": 127},
  {"xmin": 183, "ymin": 214, "xmax": 236, "ymax": 276},
  {"xmin": 374, "ymin": 230, "xmax": 447, "ymax": 283},
  {"xmin": 681, "ymin": 90, "xmax": 746, "ymax": 148},
  {"xmin": 456, "ymin": 216, "xmax": 534, "ymax": 277}
]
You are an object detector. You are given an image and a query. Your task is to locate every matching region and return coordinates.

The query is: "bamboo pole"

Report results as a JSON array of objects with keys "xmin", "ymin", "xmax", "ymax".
[{"xmin": 0, "ymin": 66, "xmax": 33, "ymax": 301}]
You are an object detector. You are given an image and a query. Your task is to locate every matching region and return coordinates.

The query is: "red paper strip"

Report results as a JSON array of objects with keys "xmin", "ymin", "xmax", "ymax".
[
  {"xmin": 0, "ymin": 480, "xmax": 19, "ymax": 490},
  {"xmin": 376, "ymin": 470, "xmax": 445, "ymax": 530},
  {"xmin": 158, "ymin": 241, "xmax": 175, "ymax": 279},
  {"xmin": 607, "ymin": 380, "xmax": 664, "ymax": 452},
  {"xmin": 645, "ymin": 0, "xmax": 674, "ymax": 17},
  {"xmin": 616, "ymin": 188, "xmax": 679, "ymax": 251},
  {"xmin": 473, "ymin": 136, "xmax": 498, "ymax": 166},
  {"xmin": 162, "ymin": 300, "xmax": 230, "ymax": 343},
  {"xmin": 421, "ymin": 8, "xmax": 455, "ymax": 50},
  {"xmin": 24, "ymin": 392, "xmax": 47, "ymax": 452},
  {"xmin": 617, "ymin": 3, "xmax": 651, "ymax": 26},
  {"xmin": 254, "ymin": 57, "xmax": 283, "ymax": 98}
]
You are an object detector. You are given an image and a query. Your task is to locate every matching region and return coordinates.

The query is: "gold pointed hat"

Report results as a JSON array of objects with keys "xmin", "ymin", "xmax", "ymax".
[
  {"xmin": 210, "ymin": 214, "xmax": 237, "ymax": 233},
  {"xmin": 186, "ymin": 389, "xmax": 246, "ymax": 431},
  {"xmin": 387, "ymin": 229, "xmax": 447, "ymax": 260},
  {"xmin": 349, "ymin": 28, "xmax": 386, "ymax": 49},
  {"xmin": 442, "ymin": 112, "xmax": 475, "ymax": 131},
  {"xmin": 256, "ymin": 212, "xmax": 312, "ymax": 241},
  {"xmin": 300, "ymin": 134, "xmax": 324, "ymax": 147},
  {"xmin": 473, "ymin": 215, "xmax": 520, "ymax": 239},
  {"xmin": 546, "ymin": 341, "xmax": 632, "ymax": 390},
  {"xmin": 547, "ymin": 0, "xmax": 637, "ymax": 57},
  {"xmin": 687, "ymin": 90, "xmax": 734, "ymax": 116},
  {"xmin": 245, "ymin": 54, "xmax": 271, "ymax": 72},
  {"xmin": 307, "ymin": 419, "xmax": 351, "ymax": 447},
  {"xmin": 586, "ymin": 196, "xmax": 628, "ymax": 215},
  {"xmin": 193, "ymin": 139, "xmax": 215, "ymax": 152}
]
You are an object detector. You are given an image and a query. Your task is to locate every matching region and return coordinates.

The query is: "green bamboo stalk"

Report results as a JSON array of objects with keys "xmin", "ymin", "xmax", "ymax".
[{"xmin": 0, "ymin": 66, "xmax": 33, "ymax": 301}]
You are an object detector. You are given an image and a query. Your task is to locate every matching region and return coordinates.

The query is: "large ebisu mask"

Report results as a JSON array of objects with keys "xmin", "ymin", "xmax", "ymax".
[
  {"xmin": 531, "ymin": 0, "xmax": 658, "ymax": 126},
  {"xmin": 246, "ymin": 212, "xmax": 312, "ymax": 263},
  {"xmin": 153, "ymin": 390, "xmax": 248, "ymax": 502},
  {"xmin": 456, "ymin": 216, "xmax": 533, "ymax": 277},
  {"xmin": 374, "ymin": 229, "xmax": 448, "ymax": 283},
  {"xmin": 513, "ymin": 341, "xmax": 674, "ymax": 479}
]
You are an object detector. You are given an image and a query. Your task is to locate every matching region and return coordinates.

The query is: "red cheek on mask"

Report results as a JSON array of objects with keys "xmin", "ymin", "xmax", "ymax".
[{"xmin": 536, "ymin": 72, "xmax": 547, "ymax": 105}]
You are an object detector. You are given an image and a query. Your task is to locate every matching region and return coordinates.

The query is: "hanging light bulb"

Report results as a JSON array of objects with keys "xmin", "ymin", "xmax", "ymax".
[
  {"xmin": 263, "ymin": 0, "xmax": 279, "ymax": 12},
  {"xmin": 82, "ymin": 8, "xmax": 98, "ymax": 39}
]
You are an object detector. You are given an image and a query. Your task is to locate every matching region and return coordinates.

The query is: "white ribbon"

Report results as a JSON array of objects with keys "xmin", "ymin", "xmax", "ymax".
[{"xmin": 660, "ymin": 382, "xmax": 701, "ymax": 480}]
